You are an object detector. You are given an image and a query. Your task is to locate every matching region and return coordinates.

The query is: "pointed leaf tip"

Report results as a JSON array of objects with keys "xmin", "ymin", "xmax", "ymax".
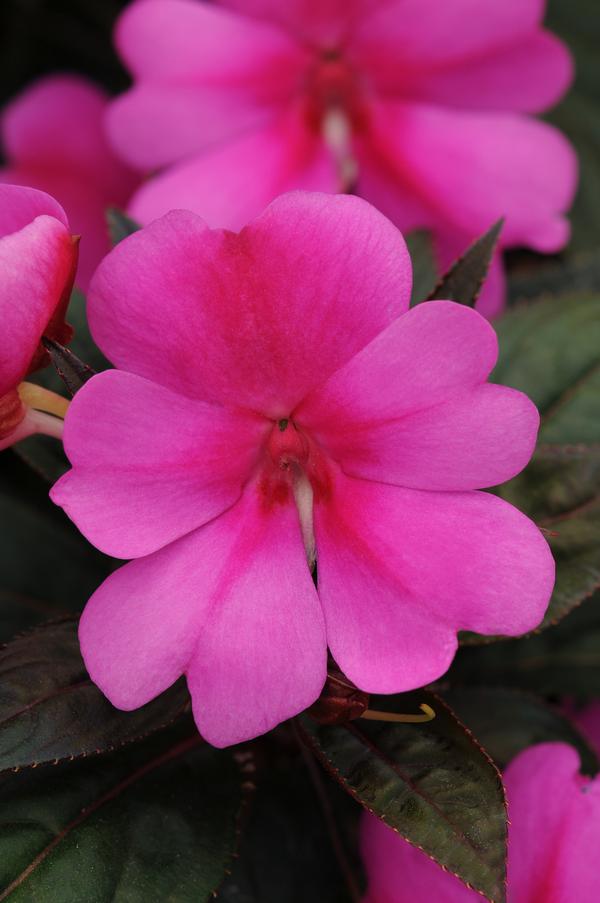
[{"xmin": 428, "ymin": 219, "xmax": 504, "ymax": 307}]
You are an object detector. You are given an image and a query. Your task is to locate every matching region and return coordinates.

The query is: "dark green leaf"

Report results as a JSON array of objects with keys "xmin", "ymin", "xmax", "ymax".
[
  {"xmin": 451, "ymin": 591, "xmax": 600, "ymax": 700},
  {"xmin": 508, "ymin": 249, "xmax": 600, "ymax": 303},
  {"xmin": 440, "ymin": 687, "xmax": 598, "ymax": 774},
  {"xmin": 493, "ymin": 294, "xmax": 600, "ymax": 444},
  {"xmin": 106, "ymin": 207, "xmax": 142, "ymax": 246},
  {"xmin": 298, "ymin": 690, "xmax": 507, "ymax": 903},
  {"xmin": 42, "ymin": 337, "xmax": 96, "ymax": 398},
  {"xmin": 0, "ymin": 722, "xmax": 248, "ymax": 902},
  {"xmin": 426, "ymin": 220, "xmax": 503, "ymax": 307},
  {"xmin": 220, "ymin": 740, "xmax": 359, "ymax": 903},
  {"xmin": 0, "ymin": 619, "xmax": 189, "ymax": 772},
  {"xmin": 11, "ymin": 435, "xmax": 69, "ymax": 485},
  {"xmin": 406, "ymin": 230, "xmax": 437, "ymax": 305},
  {"xmin": 0, "ymin": 453, "xmax": 112, "ymax": 618}
]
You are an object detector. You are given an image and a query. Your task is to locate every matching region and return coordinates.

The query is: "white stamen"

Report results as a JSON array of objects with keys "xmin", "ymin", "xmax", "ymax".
[
  {"xmin": 293, "ymin": 472, "xmax": 316, "ymax": 570},
  {"xmin": 322, "ymin": 107, "xmax": 358, "ymax": 192}
]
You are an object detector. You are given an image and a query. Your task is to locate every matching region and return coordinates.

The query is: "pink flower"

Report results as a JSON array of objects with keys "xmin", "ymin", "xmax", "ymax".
[
  {"xmin": 51, "ymin": 192, "xmax": 554, "ymax": 747},
  {"xmin": 361, "ymin": 742, "xmax": 600, "ymax": 902},
  {"xmin": 108, "ymin": 0, "xmax": 577, "ymax": 317},
  {"xmin": 0, "ymin": 184, "xmax": 77, "ymax": 450},
  {"xmin": 1, "ymin": 75, "xmax": 138, "ymax": 290}
]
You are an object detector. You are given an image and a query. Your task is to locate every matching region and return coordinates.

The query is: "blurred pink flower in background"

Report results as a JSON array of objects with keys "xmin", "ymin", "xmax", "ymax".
[
  {"xmin": 108, "ymin": 0, "xmax": 577, "ymax": 316},
  {"xmin": 361, "ymin": 741, "xmax": 600, "ymax": 902},
  {"xmin": 0, "ymin": 184, "xmax": 76, "ymax": 450},
  {"xmin": 1, "ymin": 75, "xmax": 138, "ymax": 289},
  {"xmin": 51, "ymin": 192, "xmax": 553, "ymax": 747}
]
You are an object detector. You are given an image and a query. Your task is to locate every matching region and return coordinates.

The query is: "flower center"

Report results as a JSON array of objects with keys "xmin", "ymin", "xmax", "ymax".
[
  {"xmin": 304, "ymin": 50, "xmax": 366, "ymax": 190},
  {"xmin": 261, "ymin": 419, "xmax": 331, "ymax": 568}
]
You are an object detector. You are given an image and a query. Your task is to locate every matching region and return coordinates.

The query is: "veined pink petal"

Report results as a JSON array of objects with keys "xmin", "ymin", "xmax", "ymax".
[
  {"xmin": 354, "ymin": 0, "xmax": 548, "ymax": 66},
  {"xmin": 187, "ymin": 485, "xmax": 326, "ymax": 747},
  {"xmin": 89, "ymin": 192, "xmax": 412, "ymax": 415},
  {"xmin": 299, "ymin": 301, "xmax": 538, "ymax": 489},
  {"xmin": 128, "ymin": 107, "xmax": 338, "ymax": 228},
  {"xmin": 109, "ymin": 0, "xmax": 308, "ymax": 170},
  {"xmin": 0, "ymin": 208, "xmax": 74, "ymax": 395},
  {"xmin": 360, "ymin": 101, "xmax": 577, "ymax": 255},
  {"xmin": 314, "ymin": 472, "xmax": 553, "ymax": 693},
  {"xmin": 506, "ymin": 743, "xmax": 600, "ymax": 901},
  {"xmin": 79, "ymin": 484, "xmax": 326, "ymax": 746},
  {"xmin": 1, "ymin": 76, "xmax": 137, "ymax": 288},
  {"xmin": 51, "ymin": 369, "xmax": 269, "ymax": 559}
]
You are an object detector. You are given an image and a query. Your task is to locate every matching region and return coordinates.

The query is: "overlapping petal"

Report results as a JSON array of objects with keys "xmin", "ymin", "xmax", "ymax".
[
  {"xmin": 358, "ymin": 101, "xmax": 577, "ymax": 254},
  {"xmin": 90, "ymin": 193, "xmax": 412, "ymax": 414},
  {"xmin": 79, "ymin": 484, "xmax": 326, "ymax": 747},
  {"xmin": 0, "ymin": 187, "xmax": 75, "ymax": 395},
  {"xmin": 128, "ymin": 108, "xmax": 338, "ymax": 227},
  {"xmin": 109, "ymin": 0, "xmax": 308, "ymax": 170},
  {"xmin": 299, "ymin": 301, "xmax": 538, "ymax": 490},
  {"xmin": 51, "ymin": 369, "xmax": 269, "ymax": 559},
  {"xmin": 314, "ymin": 471, "xmax": 554, "ymax": 693},
  {"xmin": 1, "ymin": 76, "xmax": 137, "ymax": 287}
]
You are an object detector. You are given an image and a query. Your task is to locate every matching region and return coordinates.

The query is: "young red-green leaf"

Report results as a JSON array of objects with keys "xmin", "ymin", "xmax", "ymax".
[
  {"xmin": 42, "ymin": 336, "xmax": 95, "ymax": 398},
  {"xmin": 426, "ymin": 220, "xmax": 503, "ymax": 307},
  {"xmin": 0, "ymin": 619, "xmax": 189, "ymax": 772},
  {"xmin": 298, "ymin": 690, "xmax": 507, "ymax": 903},
  {"xmin": 0, "ymin": 722, "xmax": 250, "ymax": 902}
]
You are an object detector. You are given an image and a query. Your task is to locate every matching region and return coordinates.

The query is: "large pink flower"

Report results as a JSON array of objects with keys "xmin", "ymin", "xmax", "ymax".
[
  {"xmin": 1, "ymin": 75, "xmax": 138, "ymax": 289},
  {"xmin": 108, "ymin": 0, "xmax": 577, "ymax": 317},
  {"xmin": 51, "ymin": 192, "xmax": 554, "ymax": 747},
  {"xmin": 0, "ymin": 184, "xmax": 77, "ymax": 450},
  {"xmin": 361, "ymin": 742, "xmax": 600, "ymax": 902}
]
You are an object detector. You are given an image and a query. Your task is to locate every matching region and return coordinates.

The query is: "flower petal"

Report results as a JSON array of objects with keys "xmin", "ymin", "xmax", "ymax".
[
  {"xmin": 360, "ymin": 813, "xmax": 477, "ymax": 903},
  {"xmin": 90, "ymin": 192, "xmax": 412, "ymax": 415},
  {"xmin": 358, "ymin": 101, "xmax": 577, "ymax": 255},
  {"xmin": 110, "ymin": 0, "xmax": 307, "ymax": 169},
  {"xmin": 1, "ymin": 77, "xmax": 137, "ymax": 288},
  {"xmin": 505, "ymin": 743, "xmax": 600, "ymax": 900},
  {"xmin": 187, "ymin": 489, "xmax": 326, "ymax": 747},
  {"xmin": 386, "ymin": 32, "xmax": 573, "ymax": 115},
  {"xmin": 128, "ymin": 108, "xmax": 338, "ymax": 229},
  {"xmin": 355, "ymin": 0, "xmax": 548, "ymax": 66},
  {"xmin": 0, "ymin": 209, "xmax": 74, "ymax": 395},
  {"xmin": 79, "ymin": 485, "xmax": 326, "ymax": 747},
  {"xmin": 314, "ymin": 472, "xmax": 553, "ymax": 693},
  {"xmin": 299, "ymin": 301, "xmax": 537, "ymax": 489},
  {"xmin": 0, "ymin": 182, "xmax": 67, "ymax": 238},
  {"xmin": 51, "ymin": 370, "xmax": 268, "ymax": 559}
]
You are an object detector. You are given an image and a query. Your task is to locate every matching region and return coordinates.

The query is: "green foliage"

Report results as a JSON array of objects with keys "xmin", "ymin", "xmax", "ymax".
[
  {"xmin": 298, "ymin": 691, "xmax": 507, "ymax": 903},
  {"xmin": 0, "ymin": 723, "xmax": 248, "ymax": 902},
  {"xmin": 0, "ymin": 620, "xmax": 189, "ymax": 772}
]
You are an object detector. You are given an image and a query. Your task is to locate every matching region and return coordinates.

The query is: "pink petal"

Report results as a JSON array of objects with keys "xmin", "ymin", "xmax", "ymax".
[
  {"xmin": 89, "ymin": 192, "xmax": 412, "ymax": 415},
  {"xmin": 505, "ymin": 743, "xmax": 600, "ymax": 901},
  {"xmin": 79, "ymin": 485, "xmax": 326, "ymax": 746},
  {"xmin": 0, "ymin": 182, "xmax": 68, "ymax": 237},
  {"xmin": 0, "ymin": 205, "xmax": 74, "ymax": 395},
  {"xmin": 110, "ymin": 0, "xmax": 307, "ymax": 170},
  {"xmin": 128, "ymin": 107, "xmax": 338, "ymax": 228},
  {"xmin": 360, "ymin": 813, "xmax": 477, "ymax": 902},
  {"xmin": 299, "ymin": 301, "xmax": 538, "ymax": 490},
  {"xmin": 314, "ymin": 472, "xmax": 554, "ymax": 693},
  {"xmin": 384, "ymin": 32, "xmax": 573, "ymax": 115},
  {"xmin": 187, "ymin": 487, "xmax": 326, "ymax": 747},
  {"xmin": 51, "ymin": 370, "xmax": 269, "ymax": 558},
  {"xmin": 358, "ymin": 101, "xmax": 577, "ymax": 255},
  {"xmin": 1, "ymin": 76, "xmax": 137, "ymax": 288},
  {"xmin": 354, "ymin": 0, "xmax": 548, "ymax": 66},
  {"xmin": 216, "ymin": 0, "xmax": 385, "ymax": 46}
]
